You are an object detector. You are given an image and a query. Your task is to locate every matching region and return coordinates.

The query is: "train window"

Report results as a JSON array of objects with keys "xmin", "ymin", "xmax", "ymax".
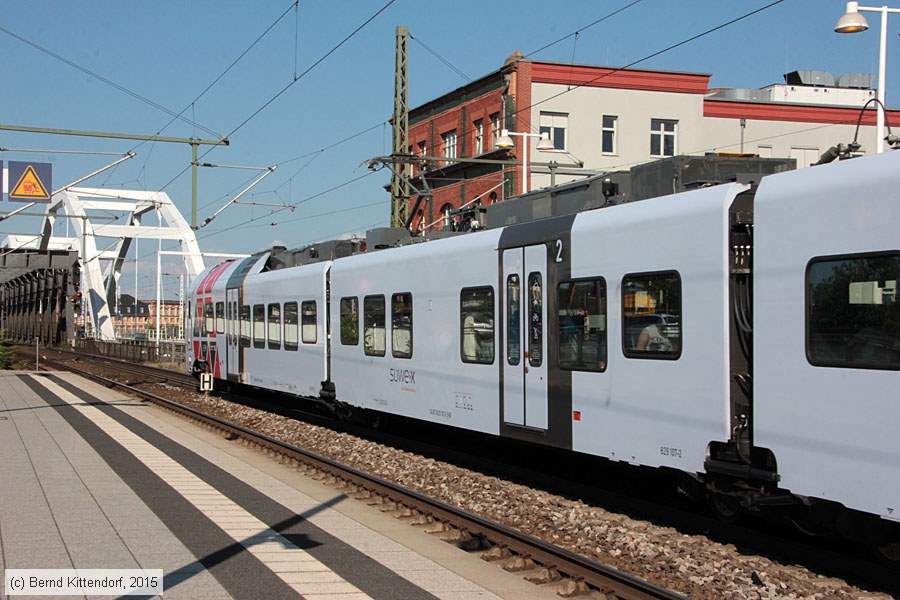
[
  {"xmin": 392, "ymin": 293, "xmax": 412, "ymax": 358},
  {"xmin": 239, "ymin": 305, "xmax": 251, "ymax": 348},
  {"xmin": 622, "ymin": 271, "xmax": 682, "ymax": 359},
  {"xmin": 340, "ymin": 297, "xmax": 359, "ymax": 345},
  {"xmin": 507, "ymin": 275, "xmax": 520, "ymax": 366},
  {"xmin": 807, "ymin": 252, "xmax": 900, "ymax": 370},
  {"xmin": 253, "ymin": 304, "xmax": 265, "ymax": 349},
  {"xmin": 302, "ymin": 301, "xmax": 317, "ymax": 344},
  {"xmin": 284, "ymin": 302, "xmax": 299, "ymax": 351},
  {"xmin": 364, "ymin": 295, "xmax": 386, "ymax": 357},
  {"xmin": 558, "ymin": 278, "xmax": 607, "ymax": 372},
  {"xmin": 203, "ymin": 302, "xmax": 214, "ymax": 336},
  {"xmin": 268, "ymin": 303, "xmax": 281, "ymax": 350},
  {"xmin": 461, "ymin": 287, "xmax": 494, "ymax": 364},
  {"xmin": 528, "ymin": 272, "xmax": 543, "ymax": 367},
  {"xmin": 194, "ymin": 302, "xmax": 201, "ymax": 337},
  {"xmin": 215, "ymin": 302, "xmax": 225, "ymax": 334}
]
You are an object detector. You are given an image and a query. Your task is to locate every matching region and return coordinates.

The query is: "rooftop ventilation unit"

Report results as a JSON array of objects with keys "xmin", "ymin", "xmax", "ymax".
[
  {"xmin": 836, "ymin": 73, "xmax": 874, "ymax": 89},
  {"xmin": 784, "ymin": 70, "xmax": 835, "ymax": 87},
  {"xmin": 707, "ymin": 88, "xmax": 767, "ymax": 101}
]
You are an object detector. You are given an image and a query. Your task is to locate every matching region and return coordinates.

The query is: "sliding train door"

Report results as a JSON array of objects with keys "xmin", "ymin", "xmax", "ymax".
[
  {"xmin": 502, "ymin": 245, "xmax": 548, "ymax": 430},
  {"xmin": 226, "ymin": 287, "xmax": 240, "ymax": 381}
]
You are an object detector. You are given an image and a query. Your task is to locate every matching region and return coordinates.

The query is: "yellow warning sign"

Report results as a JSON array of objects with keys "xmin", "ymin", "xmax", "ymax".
[{"xmin": 10, "ymin": 165, "xmax": 51, "ymax": 200}]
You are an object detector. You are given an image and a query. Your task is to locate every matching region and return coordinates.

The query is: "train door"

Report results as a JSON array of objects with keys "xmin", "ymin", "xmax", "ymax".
[
  {"xmin": 502, "ymin": 245, "xmax": 548, "ymax": 430},
  {"xmin": 226, "ymin": 288, "xmax": 240, "ymax": 381}
]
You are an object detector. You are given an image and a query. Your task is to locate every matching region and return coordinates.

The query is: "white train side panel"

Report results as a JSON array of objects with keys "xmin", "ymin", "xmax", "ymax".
[
  {"xmin": 240, "ymin": 262, "xmax": 330, "ymax": 397},
  {"xmin": 330, "ymin": 229, "xmax": 504, "ymax": 435},
  {"xmin": 754, "ymin": 150, "xmax": 900, "ymax": 521},
  {"xmin": 569, "ymin": 184, "xmax": 741, "ymax": 474}
]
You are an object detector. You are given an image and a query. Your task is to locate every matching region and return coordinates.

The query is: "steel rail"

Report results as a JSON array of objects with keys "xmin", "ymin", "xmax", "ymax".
[{"xmin": 44, "ymin": 349, "xmax": 198, "ymax": 388}]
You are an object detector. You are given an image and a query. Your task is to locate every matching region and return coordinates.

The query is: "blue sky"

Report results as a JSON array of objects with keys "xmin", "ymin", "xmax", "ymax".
[{"xmin": 1, "ymin": 0, "xmax": 896, "ymax": 297}]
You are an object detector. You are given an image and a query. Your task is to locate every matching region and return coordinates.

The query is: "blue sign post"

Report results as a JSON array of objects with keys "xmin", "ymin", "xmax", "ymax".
[{"xmin": 8, "ymin": 161, "xmax": 52, "ymax": 202}]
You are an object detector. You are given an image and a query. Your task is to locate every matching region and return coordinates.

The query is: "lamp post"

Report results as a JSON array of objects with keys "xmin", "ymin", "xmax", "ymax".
[
  {"xmin": 495, "ymin": 129, "xmax": 555, "ymax": 194},
  {"xmin": 835, "ymin": 1, "xmax": 900, "ymax": 153}
]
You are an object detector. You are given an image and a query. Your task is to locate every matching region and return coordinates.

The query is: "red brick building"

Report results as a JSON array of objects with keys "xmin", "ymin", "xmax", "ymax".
[{"xmin": 406, "ymin": 52, "xmax": 525, "ymax": 234}]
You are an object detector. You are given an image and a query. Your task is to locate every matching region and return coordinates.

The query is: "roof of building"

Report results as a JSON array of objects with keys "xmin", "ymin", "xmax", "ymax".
[
  {"xmin": 409, "ymin": 57, "xmax": 713, "ymax": 124},
  {"xmin": 409, "ymin": 58, "xmax": 893, "ymax": 122}
]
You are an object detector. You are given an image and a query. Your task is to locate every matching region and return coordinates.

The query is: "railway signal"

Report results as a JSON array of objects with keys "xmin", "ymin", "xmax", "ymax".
[{"xmin": 69, "ymin": 263, "xmax": 82, "ymax": 314}]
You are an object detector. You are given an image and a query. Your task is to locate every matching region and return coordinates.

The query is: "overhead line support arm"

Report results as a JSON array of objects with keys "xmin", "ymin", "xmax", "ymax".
[{"xmin": 0, "ymin": 124, "xmax": 229, "ymax": 230}]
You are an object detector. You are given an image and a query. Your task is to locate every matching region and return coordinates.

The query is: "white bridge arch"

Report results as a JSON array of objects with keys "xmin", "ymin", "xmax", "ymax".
[{"xmin": 39, "ymin": 187, "xmax": 204, "ymax": 341}]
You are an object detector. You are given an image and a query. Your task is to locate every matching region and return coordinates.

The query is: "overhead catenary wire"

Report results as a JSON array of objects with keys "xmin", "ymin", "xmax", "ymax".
[
  {"xmin": 276, "ymin": 122, "xmax": 388, "ymax": 167},
  {"xmin": 276, "ymin": 199, "xmax": 384, "ymax": 227},
  {"xmin": 125, "ymin": 1, "xmax": 299, "ymax": 184},
  {"xmin": 0, "ymin": 26, "xmax": 222, "ymax": 140},
  {"xmin": 410, "ymin": 34, "xmax": 472, "ymax": 82},
  {"xmin": 224, "ymin": 0, "xmax": 398, "ymax": 141},
  {"xmin": 195, "ymin": 170, "xmax": 378, "ymax": 243},
  {"xmin": 194, "ymin": 117, "xmax": 392, "ymax": 217},
  {"xmin": 294, "ymin": 0, "xmax": 300, "ymax": 80},
  {"xmin": 140, "ymin": 0, "xmax": 397, "ymax": 218},
  {"xmin": 7, "ymin": 2, "xmax": 396, "ymax": 267},
  {"xmin": 525, "ymin": 0, "xmax": 645, "ymax": 57},
  {"xmin": 195, "ymin": 120, "xmax": 387, "ymax": 216},
  {"xmin": 141, "ymin": 0, "xmax": 298, "ymax": 147},
  {"xmin": 567, "ymin": 31, "xmax": 580, "ymax": 89},
  {"xmin": 510, "ymin": 0, "xmax": 788, "ymax": 123}
]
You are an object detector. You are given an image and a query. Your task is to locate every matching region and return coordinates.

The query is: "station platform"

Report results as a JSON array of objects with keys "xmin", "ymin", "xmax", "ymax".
[{"xmin": 0, "ymin": 371, "xmax": 555, "ymax": 600}]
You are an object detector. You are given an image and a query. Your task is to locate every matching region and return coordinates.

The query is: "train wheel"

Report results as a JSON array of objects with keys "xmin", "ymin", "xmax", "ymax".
[
  {"xmin": 370, "ymin": 414, "xmax": 382, "ymax": 430},
  {"xmin": 873, "ymin": 541, "xmax": 900, "ymax": 564},
  {"xmin": 708, "ymin": 493, "xmax": 741, "ymax": 522}
]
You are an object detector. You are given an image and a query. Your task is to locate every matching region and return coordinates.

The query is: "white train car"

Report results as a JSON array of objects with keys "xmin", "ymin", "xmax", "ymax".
[{"xmin": 238, "ymin": 260, "xmax": 330, "ymax": 397}]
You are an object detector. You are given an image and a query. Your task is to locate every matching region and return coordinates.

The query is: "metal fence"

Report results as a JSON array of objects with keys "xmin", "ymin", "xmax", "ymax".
[{"xmin": 74, "ymin": 338, "xmax": 185, "ymax": 365}]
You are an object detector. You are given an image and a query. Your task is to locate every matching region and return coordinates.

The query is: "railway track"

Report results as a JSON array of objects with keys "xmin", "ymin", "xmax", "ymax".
[
  {"xmin": 21, "ymin": 347, "xmax": 686, "ymax": 600},
  {"xmin": 51, "ymin": 351, "xmax": 198, "ymax": 387}
]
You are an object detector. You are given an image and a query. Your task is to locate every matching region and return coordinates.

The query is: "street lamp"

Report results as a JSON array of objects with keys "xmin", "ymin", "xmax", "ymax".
[
  {"xmin": 496, "ymin": 129, "xmax": 556, "ymax": 194},
  {"xmin": 835, "ymin": 1, "xmax": 900, "ymax": 153}
]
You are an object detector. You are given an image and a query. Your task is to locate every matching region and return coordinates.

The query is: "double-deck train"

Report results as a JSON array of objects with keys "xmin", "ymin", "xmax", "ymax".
[{"xmin": 187, "ymin": 150, "xmax": 900, "ymax": 554}]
